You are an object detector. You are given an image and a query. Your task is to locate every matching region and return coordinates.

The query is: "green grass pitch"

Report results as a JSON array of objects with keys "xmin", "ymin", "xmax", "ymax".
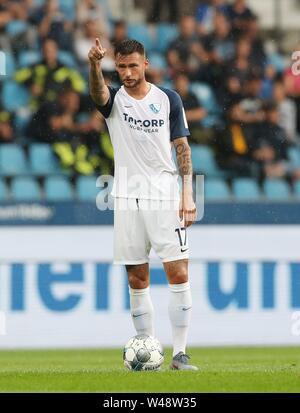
[{"xmin": 0, "ymin": 347, "xmax": 299, "ymax": 392}]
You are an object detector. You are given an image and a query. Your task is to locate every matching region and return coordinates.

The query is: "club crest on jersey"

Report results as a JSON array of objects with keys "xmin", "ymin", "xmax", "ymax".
[{"xmin": 149, "ymin": 103, "xmax": 161, "ymax": 114}]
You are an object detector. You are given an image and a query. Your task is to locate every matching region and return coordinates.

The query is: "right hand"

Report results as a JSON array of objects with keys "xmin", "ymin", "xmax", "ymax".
[{"xmin": 88, "ymin": 38, "xmax": 107, "ymax": 64}]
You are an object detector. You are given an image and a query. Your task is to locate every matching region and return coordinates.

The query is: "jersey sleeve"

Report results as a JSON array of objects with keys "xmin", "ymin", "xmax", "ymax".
[
  {"xmin": 165, "ymin": 89, "xmax": 191, "ymax": 141},
  {"xmin": 94, "ymin": 86, "xmax": 118, "ymax": 118}
]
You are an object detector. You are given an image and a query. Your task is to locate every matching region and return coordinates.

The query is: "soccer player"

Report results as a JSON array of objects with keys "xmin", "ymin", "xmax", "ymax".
[{"xmin": 88, "ymin": 38, "xmax": 198, "ymax": 370}]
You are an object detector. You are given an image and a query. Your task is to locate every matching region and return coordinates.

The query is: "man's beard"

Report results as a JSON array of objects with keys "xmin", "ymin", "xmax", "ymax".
[{"xmin": 123, "ymin": 77, "xmax": 142, "ymax": 88}]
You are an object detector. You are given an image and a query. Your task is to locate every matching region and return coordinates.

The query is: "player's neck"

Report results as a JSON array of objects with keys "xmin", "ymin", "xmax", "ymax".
[{"xmin": 124, "ymin": 80, "xmax": 151, "ymax": 100}]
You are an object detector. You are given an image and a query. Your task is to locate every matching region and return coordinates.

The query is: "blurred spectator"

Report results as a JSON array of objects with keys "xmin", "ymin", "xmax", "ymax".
[
  {"xmin": 76, "ymin": 0, "xmax": 110, "ymax": 35},
  {"xmin": 230, "ymin": 74, "xmax": 264, "ymax": 125},
  {"xmin": 273, "ymin": 79, "xmax": 298, "ymax": 144},
  {"xmin": 218, "ymin": 75, "xmax": 243, "ymax": 119},
  {"xmin": 203, "ymin": 13, "xmax": 235, "ymax": 64},
  {"xmin": 254, "ymin": 102, "xmax": 290, "ymax": 179},
  {"xmin": 243, "ymin": 15, "xmax": 266, "ymax": 71},
  {"xmin": 148, "ymin": 0, "xmax": 179, "ymax": 23},
  {"xmin": 174, "ymin": 73, "xmax": 212, "ymax": 144},
  {"xmin": 167, "ymin": 15, "xmax": 208, "ymax": 79},
  {"xmin": 110, "ymin": 20, "xmax": 128, "ymax": 49},
  {"xmin": 215, "ymin": 110, "xmax": 257, "ymax": 177},
  {"xmin": 196, "ymin": 0, "xmax": 229, "ymax": 35},
  {"xmin": 26, "ymin": 87, "xmax": 113, "ymax": 175},
  {"xmin": 227, "ymin": 0, "xmax": 255, "ymax": 37},
  {"xmin": 226, "ymin": 37, "xmax": 260, "ymax": 86},
  {"xmin": 202, "ymin": 12, "xmax": 235, "ymax": 87},
  {"xmin": 35, "ymin": 0, "xmax": 74, "ymax": 51},
  {"xmin": 14, "ymin": 39, "xmax": 85, "ymax": 112},
  {"xmin": 75, "ymin": 19, "xmax": 115, "ymax": 75},
  {"xmin": 0, "ymin": 108, "xmax": 15, "ymax": 144},
  {"xmin": 0, "ymin": 0, "xmax": 31, "ymax": 53}
]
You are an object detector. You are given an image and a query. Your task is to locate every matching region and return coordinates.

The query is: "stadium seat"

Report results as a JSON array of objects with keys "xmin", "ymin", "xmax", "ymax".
[
  {"xmin": 148, "ymin": 52, "xmax": 167, "ymax": 71},
  {"xmin": 76, "ymin": 176, "xmax": 100, "ymax": 201},
  {"xmin": 29, "ymin": 144, "xmax": 59, "ymax": 176},
  {"xmin": 127, "ymin": 24, "xmax": 154, "ymax": 51},
  {"xmin": 155, "ymin": 23, "xmax": 178, "ymax": 53},
  {"xmin": 288, "ymin": 147, "xmax": 300, "ymax": 168},
  {"xmin": 205, "ymin": 179, "xmax": 231, "ymax": 201},
  {"xmin": 2, "ymin": 81, "xmax": 30, "ymax": 111},
  {"xmin": 190, "ymin": 82, "xmax": 221, "ymax": 127},
  {"xmin": 6, "ymin": 20, "xmax": 29, "ymax": 37},
  {"xmin": 44, "ymin": 176, "xmax": 74, "ymax": 201},
  {"xmin": 232, "ymin": 178, "xmax": 261, "ymax": 201},
  {"xmin": 58, "ymin": 51, "xmax": 77, "ymax": 68},
  {"xmin": 0, "ymin": 144, "xmax": 28, "ymax": 176},
  {"xmin": 0, "ymin": 178, "xmax": 8, "ymax": 201},
  {"xmin": 59, "ymin": 0, "xmax": 76, "ymax": 21},
  {"xmin": 263, "ymin": 179, "xmax": 291, "ymax": 200},
  {"xmin": 11, "ymin": 177, "xmax": 41, "ymax": 201},
  {"xmin": 190, "ymin": 145, "xmax": 222, "ymax": 177},
  {"xmin": 18, "ymin": 50, "xmax": 41, "ymax": 67}
]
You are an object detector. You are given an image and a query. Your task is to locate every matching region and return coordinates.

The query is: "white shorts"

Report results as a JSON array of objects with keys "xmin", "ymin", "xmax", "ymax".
[{"xmin": 113, "ymin": 198, "xmax": 189, "ymax": 265}]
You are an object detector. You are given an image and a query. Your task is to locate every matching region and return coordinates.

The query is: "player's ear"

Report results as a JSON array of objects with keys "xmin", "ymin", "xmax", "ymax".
[{"xmin": 144, "ymin": 58, "xmax": 149, "ymax": 69}]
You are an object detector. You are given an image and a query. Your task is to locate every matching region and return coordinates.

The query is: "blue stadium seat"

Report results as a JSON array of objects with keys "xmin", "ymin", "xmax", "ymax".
[
  {"xmin": 155, "ymin": 23, "xmax": 178, "ymax": 53},
  {"xmin": 0, "ymin": 144, "xmax": 28, "ymax": 176},
  {"xmin": 2, "ymin": 81, "xmax": 30, "ymax": 111},
  {"xmin": 205, "ymin": 179, "xmax": 231, "ymax": 201},
  {"xmin": 263, "ymin": 179, "xmax": 291, "ymax": 200},
  {"xmin": 190, "ymin": 82, "xmax": 221, "ymax": 127},
  {"xmin": 58, "ymin": 51, "xmax": 77, "ymax": 68},
  {"xmin": 29, "ymin": 144, "xmax": 59, "ymax": 176},
  {"xmin": 6, "ymin": 20, "xmax": 29, "ymax": 36},
  {"xmin": 191, "ymin": 145, "xmax": 222, "ymax": 177},
  {"xmin": 0, "ymin": 179, "xmax": 8, "ymax": 201},
  {"xmin": 148, "ymin": 52, "xmax": 167, "ymax": 71},
  {"xmin": 11, "ymin": 177, "xmax": 41, "ymax": 201},
  {"xmin": 232, "ymin": 178, "xmax": 261, "ymax": 201},
  {"xmin": 44, "ymin": 176, "xmax": 73, "ymax": 201},
  {"xmin": 190, "ymin": 82, "xmax": 218, "ymax": 112},
  {"xmin": 18, "ymin": 50, "xmax": 41, "ymax": 67},
  {"xmin": 288, "ymin": 147, "xmax": 300, "ymax": 168},
  {"xmin": 59, "ymin": 0, "xmax": 76, "ymax": 20},
  {"xmin": 294, "ymin": 181, "xmax": 300, "ymax": 199},
  {"xmin": 128, "ymin": 24, "xmax": 154, "ymax": 51},
  {"xmin": 76, "ymin": 176, "xmax": 100, "ymax": 201}
]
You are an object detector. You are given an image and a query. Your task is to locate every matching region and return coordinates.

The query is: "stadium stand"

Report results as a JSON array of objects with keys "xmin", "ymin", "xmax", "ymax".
[{"xmin": 0, "ymin": 0, "xmax": 300, "ymax": 202}]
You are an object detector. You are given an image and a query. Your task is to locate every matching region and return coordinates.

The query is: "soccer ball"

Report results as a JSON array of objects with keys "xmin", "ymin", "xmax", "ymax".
[{"xmin": 123, "ymin": 334, "xmax": 164, "ymax": 371}]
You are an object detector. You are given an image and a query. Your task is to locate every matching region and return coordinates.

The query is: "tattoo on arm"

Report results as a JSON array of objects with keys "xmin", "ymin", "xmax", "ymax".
[
  {"xmin": 89, "ymin": 64, "xmax": 109, "ymax": 106},
  {"xmin": 175, "ymin": 140, "xmax": 193, "ymax": 177}
]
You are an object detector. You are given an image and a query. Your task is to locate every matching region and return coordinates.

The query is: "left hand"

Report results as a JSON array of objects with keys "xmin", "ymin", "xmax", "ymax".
[{"xmin": 179, "ymin": 194, "xmax": 197, "ymax": 227}]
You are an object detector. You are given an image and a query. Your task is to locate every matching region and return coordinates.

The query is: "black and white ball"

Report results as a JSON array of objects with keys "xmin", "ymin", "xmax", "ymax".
[{"xmin": 123, "ymin": 334, "xmax": 164, "ymax": 371}]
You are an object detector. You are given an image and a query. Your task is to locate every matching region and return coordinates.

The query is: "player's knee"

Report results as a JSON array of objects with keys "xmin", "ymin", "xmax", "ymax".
[
  {"xmin": 168, "ymin": 272, "xmax": 188, "ymax": 285},
  {"xmin": 128, "ymin": 273, "xmax": 149, "ymax": 289}
]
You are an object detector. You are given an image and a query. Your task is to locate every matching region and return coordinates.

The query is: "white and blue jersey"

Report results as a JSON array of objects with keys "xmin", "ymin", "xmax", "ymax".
[{"xmin": 96, "ymin": 83, "xmax": 190, "ymax": 200}]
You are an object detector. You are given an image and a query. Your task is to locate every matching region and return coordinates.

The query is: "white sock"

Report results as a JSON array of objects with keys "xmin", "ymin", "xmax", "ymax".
[
  {"xmin": 168, "ymin": 282, "xmax": 192, "ymax": 357},
  {"xmin": 129, "ymin": 286, "xmax": 154, "ymax": 337}
]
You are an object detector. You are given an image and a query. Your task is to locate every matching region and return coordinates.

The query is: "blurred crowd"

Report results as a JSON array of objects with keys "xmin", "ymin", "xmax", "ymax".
[{"xmin": 0, "ymin": 0, "xmax": 300, "ymax": 181}]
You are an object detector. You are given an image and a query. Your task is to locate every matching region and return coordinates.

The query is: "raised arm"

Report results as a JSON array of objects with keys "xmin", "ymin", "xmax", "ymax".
[
  {"xmin": 88, "ymin": 38, "xmax": 110, "ymax": 106},
  {"xmin": 173, "ymin": 137, "xmax": 197, "ymax": 227}
]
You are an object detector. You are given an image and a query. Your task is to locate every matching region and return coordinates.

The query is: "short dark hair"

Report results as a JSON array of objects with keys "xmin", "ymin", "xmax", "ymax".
[{"xmin": 114, "ymin": 39, "xmax": 145, "ymax": 57}]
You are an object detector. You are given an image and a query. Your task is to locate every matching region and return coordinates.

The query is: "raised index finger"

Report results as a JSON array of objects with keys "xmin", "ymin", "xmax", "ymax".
[{"xmin": 95, "ymin": 38, "xmax": 102, "ymax": 49}]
